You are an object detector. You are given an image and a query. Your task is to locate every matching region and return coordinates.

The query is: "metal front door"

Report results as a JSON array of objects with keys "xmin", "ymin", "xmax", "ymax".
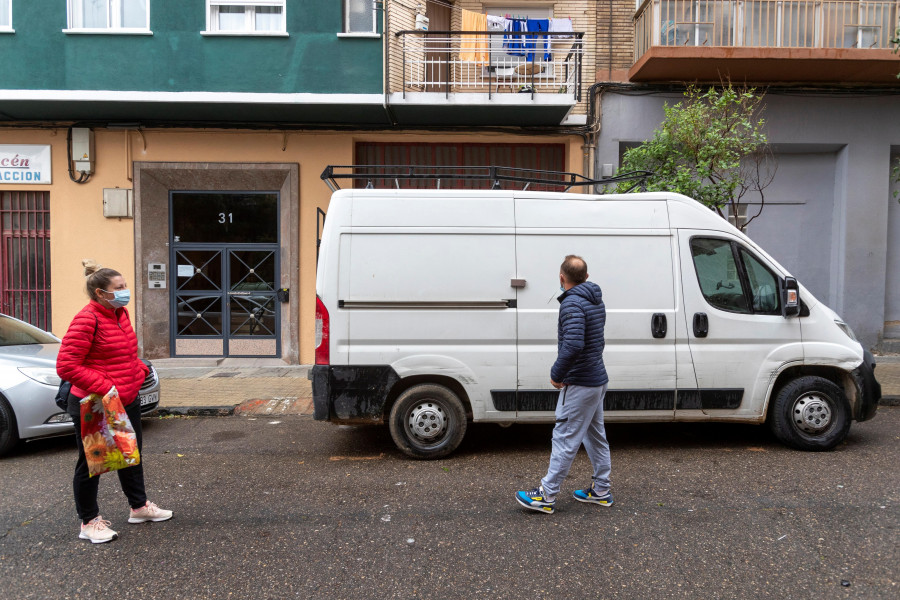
[{"xmin": 170, "ymin": 192, "xmax": 280, "ymax": 357}]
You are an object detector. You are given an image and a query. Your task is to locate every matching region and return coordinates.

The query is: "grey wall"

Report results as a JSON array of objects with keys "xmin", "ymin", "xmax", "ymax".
[
  {"xmin": 596, "ymin": 91, "xmax": 900, "ymax": 349},
  {"xmin": 887, "ymin": 149, "xmax": 900, "ymax": 328}
]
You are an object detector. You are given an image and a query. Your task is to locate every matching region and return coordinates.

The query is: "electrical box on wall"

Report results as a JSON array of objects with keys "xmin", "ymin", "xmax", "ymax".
[
  {"xmin": 103, "ymin": 188, "xmax": 134, "ymax": 218},
  {"xmin": 147, "ymin": 263, "xmax": 166, "ymax": 289},
  {"xmin": 71, "ymin": 128, "xmax": 94, "ymax": 174}
]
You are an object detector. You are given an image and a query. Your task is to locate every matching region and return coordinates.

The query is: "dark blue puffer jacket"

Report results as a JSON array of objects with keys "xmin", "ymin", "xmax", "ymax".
[{"xmin": 550, "ymin": 281, "xmax": 608, "ymax": 387}]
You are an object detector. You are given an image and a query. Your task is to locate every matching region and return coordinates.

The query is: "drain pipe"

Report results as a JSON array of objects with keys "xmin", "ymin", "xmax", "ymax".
[
  {"xmin": 382, "ymin": 1, "xmax": 399, "ymax": 126},
  {"xmin": 583, "ymin": 82, "xmax": 605, "ymax": 192}
]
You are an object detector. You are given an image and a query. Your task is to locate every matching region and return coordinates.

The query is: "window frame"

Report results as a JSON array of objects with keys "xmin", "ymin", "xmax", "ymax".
[
  {"xmin": 203, "ymin": 0, "xmax": 287, "ymax": 36},
  {"xmin": 0, "ymin": 0, "xmax": 12, "ymax": 33},
  {"xmin": 64, "ymin": 0, "xmax": 152, "ymax": 34},
  {"xmin": 342, "ymin": 0, "xmax": 377, "ymax": 35},
  {"xmin": 689, "ymin": 236, "xmax": 783, "ymax": 315}
]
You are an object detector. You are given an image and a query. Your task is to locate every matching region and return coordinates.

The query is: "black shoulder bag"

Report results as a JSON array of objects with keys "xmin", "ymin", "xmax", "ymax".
[{"xmin": 54, "ymin": 314, "xmax": 99, "ymax": 411}]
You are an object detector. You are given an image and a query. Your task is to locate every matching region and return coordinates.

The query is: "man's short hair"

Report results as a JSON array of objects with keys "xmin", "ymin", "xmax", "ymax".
[{"xmin": 560, "ymin": 255, "xmax": 588, "ymax": 285}]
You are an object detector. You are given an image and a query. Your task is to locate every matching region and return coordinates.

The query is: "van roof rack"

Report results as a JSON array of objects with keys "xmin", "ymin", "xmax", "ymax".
[{"xmin": 320, "ymin": 165, "xmax": 651, "ymax": 193}]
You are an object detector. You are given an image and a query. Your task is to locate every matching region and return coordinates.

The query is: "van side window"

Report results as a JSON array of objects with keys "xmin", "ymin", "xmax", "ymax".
[
  {"xmin": 739, "ymin": 249, "xmax": 781, "ymax": 314},
  {"xmin": 690, "ymin": 238, "xmax": 750, "ymax": 313}
]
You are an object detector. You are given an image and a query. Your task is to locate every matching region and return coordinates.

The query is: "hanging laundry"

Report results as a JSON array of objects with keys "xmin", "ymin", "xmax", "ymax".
[
  {"xmin": 503, "ymin": 19, "xmax": 527, "ymax": 56},
  {"xmin": 487, "ymin": 15, "xmax": 509, "ymax": 31},
  {"xmin": 525, "ymin": 19, "xmax": 551, "ymax": 62},
  {"xmin": 460, "ymin": 9, "xmax": 488, "ymax": 64},
  {"xmin": 549, "ymin": 17, "xmax": 574, "ymax": 39}
]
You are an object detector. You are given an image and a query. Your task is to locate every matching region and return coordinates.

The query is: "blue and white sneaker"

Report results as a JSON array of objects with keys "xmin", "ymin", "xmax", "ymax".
[
  {"xmin": 516, "ymin": 486, "xmax": 556, "ymax": 514},
  {"xmin": 573, "ymin": 487, "xmax": 614, "ymax": 507}
]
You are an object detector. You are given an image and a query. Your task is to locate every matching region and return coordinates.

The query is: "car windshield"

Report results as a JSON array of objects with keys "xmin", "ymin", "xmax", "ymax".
[{"xmin": 0, "ymin": 315, "xmax": 58, "ymax": 346}]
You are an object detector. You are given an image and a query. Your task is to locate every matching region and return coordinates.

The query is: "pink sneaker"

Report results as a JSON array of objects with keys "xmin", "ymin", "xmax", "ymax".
[
  {"xmin": 128, "ymin": 501, "xmax": 173, "ymax": 523},
  {"xmin": 79, "ymin": 516, "xmax": 118, "ymax": 544}
]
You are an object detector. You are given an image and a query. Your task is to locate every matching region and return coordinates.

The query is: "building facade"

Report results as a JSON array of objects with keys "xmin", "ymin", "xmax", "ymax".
[
  {"xmin": 0, "ymin": 1, "xmax": 592, "ymax": 363},
  {"xmin": 594, "ymin": 0, "xmax": 900, "ymax": 350}
]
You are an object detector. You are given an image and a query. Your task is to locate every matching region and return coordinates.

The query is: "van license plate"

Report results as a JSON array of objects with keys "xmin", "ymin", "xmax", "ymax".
[{"xmin": 139, "ymin": 392, "xmax": 158, "ymax": 407}]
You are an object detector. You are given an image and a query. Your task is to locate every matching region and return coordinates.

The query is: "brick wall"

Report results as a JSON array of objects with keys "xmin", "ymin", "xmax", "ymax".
[{"xmin": 596, "ymin": 0, "xmax": 637, "ymax": 82}]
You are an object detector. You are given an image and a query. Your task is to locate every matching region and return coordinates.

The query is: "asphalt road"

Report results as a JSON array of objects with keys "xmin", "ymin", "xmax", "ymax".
[{"xmin": 1, "ymin": 408, "xmax": 897, "ymax": 600}]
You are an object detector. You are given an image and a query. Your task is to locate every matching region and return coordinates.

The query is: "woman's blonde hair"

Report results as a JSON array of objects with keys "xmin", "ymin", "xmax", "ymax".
[{"xmin": 83, "ymin": 259, "xmax": 121, "ymax": 301}]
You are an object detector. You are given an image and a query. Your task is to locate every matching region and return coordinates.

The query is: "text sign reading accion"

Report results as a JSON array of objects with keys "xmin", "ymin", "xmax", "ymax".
[{"xmin": 0, "ymin": 145, "xmax": 52, "ymax": 184}]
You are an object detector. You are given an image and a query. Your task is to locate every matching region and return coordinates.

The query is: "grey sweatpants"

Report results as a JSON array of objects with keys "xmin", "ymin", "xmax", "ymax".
[{"xmin": 540, "ymin": 383, "xmax": 610, "ymax": 498}]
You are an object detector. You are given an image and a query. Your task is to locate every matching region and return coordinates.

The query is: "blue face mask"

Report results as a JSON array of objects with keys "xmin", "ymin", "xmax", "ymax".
[{"xmin": 104, "ymin": 289, "xmax": 131, "ymax": 308}]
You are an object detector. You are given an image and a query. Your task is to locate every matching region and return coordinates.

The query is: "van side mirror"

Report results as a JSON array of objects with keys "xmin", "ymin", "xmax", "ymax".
[{"xmin": 782, "ymin": 277, "xmax": 800, "ymax": 317}]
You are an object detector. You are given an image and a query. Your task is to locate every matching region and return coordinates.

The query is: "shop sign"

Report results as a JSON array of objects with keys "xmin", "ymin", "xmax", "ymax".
[{"xmin": 0, "ymin": 145, "xmax": 52, "ymax": 184}]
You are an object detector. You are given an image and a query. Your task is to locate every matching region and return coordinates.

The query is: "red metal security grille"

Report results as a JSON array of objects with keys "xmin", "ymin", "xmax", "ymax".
[
  {"xmin": 354, "ymin": 142, "xmax": 567, "ymax": 191},
  {"xmin": 1, "ymin": 191, "xmax": 51, "ymax": 331}
]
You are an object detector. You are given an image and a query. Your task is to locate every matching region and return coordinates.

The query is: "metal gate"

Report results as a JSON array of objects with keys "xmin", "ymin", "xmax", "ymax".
[
  {"xmin": 169, "ymin": 192, "xmax": 280, "ymax": 357},
  {"xmin": 0, "ymin": 191, "xmax": 51, "ymax": 330}
]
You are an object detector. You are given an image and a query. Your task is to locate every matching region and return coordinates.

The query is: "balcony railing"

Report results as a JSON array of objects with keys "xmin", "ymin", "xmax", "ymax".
[
  {"xmin": 635, "ymin": 0, "xmax": 900, "ymax": 56},
  {"xmin": 394, "ymin": 30, "xmax": 584, "ymax": 100}
]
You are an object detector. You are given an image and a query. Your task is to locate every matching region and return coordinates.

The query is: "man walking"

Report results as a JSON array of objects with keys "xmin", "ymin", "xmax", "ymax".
[{"xmin": 516, "ymin": 255, "xmax": 612, "ymax": 514}]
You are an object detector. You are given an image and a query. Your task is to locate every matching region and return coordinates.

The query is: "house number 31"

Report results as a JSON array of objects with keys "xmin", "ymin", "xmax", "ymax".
[{"xmin": 218, "ymin": 212, "xmax": 233, "ymax": 224}]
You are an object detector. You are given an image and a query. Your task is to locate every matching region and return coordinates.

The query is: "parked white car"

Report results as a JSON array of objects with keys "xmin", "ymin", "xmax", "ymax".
[
  {"xmin": 310, "ymin": 189, "xmax": 881, "ymax": 458},
  {"xmin": 0, "ymin": 314, "xmax": 160, "ymax": 457}
]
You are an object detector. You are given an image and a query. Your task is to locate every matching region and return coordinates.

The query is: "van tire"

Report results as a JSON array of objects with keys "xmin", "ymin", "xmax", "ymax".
[
  {"xmin": 389, "ymin": 384, "xmax": 467, "ymax": 459},
  {"xmin": 769, "ymin": 376, "xmax": 850, "ymax": 451}
]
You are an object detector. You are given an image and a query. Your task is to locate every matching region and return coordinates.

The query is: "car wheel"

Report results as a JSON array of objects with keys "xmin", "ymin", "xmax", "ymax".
[
  {"xmin": 769, "ymin": 376, "xmax": 851, "ymax": 451},
  {"xmin": 0, "ymin": 396, "xmax": 20, "ymax": 457},
  {"xmin": 388, "ymin": 384, "xmax": 467, "ymax": 459}
]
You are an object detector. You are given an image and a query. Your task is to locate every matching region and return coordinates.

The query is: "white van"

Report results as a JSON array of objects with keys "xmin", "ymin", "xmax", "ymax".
[{"xmin": 310, "ymin": 188, "xmax": 881, "ymax": 458}]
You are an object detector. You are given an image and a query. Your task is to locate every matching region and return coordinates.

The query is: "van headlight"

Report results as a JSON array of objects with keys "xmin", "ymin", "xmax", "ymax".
[
  {"xmin": 18, "ymin": 367, "xmax": 62, "ymax": 386},
  {"xmin": 834, "ymin": 319, "xmax": 858, "ymax": 343}
]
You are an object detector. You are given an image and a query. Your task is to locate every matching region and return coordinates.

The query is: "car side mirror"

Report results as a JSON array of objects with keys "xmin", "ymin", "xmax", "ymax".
[{"xmin": 782, "ymin": 277, "xmax": 800, "ymax": 317}]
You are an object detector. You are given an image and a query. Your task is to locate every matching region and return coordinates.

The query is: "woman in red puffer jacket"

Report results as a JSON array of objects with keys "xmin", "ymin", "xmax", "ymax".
[{"xmin": 57, "ymin": 260, "xmax": 173, "ymax": 544}]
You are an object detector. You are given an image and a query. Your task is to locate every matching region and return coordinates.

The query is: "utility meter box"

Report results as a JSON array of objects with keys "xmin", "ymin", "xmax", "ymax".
[
  {"xmin": 103, "ymin": 188, "xmax": 134, "ymax": 218},
  {"xmin": 71, "ymin": 128, "xmax": 94, "ymax": 174},
  {"xmin": 415, "ymin": 14, "xmax": 429, "ymax": 30}
]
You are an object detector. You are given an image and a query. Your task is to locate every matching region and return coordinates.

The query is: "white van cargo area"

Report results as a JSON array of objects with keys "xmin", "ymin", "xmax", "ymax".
[{"xmin": 310, "ymin": 187, "xmax": 880, "ymax": 458}]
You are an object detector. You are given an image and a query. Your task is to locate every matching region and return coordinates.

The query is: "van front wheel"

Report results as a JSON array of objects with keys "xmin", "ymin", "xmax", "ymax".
[
  {"xmin": 769, "ymin": 376, "xmax": 850, "ymax": 451},
  {"xmin": 389, "ymin": 384, "xmax": 468, "ymax": 459}
]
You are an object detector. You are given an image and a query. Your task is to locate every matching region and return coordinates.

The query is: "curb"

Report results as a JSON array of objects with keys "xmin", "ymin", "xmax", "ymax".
[
  {"xmin": 881, "ymin": 396, "xmax": 900, "ymax": 407},
  {"xmin": 157, "ymin": 406, "xmax": 236, "ymax": 417}
]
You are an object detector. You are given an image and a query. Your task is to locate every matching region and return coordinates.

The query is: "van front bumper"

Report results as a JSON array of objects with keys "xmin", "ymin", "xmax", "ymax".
[
  {"xmin": 308, "ymin": 365, "xmax": 400, "ymax": 423},
  {"xmin": 851, "ymin": 350, "xmax": 881, "ymax": 422}
]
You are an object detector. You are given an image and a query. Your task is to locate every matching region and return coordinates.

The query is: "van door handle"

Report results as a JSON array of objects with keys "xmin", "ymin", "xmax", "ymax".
[
  {"xmin": 693, "ymin": 312, "xmax": 709, "ymax": 338},
  {"xmin": 651, "ymin": 313, "xmax": 667, "ymax": 338},
  {"xmin": 510, "ymin": 278, "xmax": 526, "ymax": 288}
]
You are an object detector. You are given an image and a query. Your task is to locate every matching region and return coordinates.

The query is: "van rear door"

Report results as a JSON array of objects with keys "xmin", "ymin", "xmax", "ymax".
[{"xmin": 513, "ymin": 195, "xmax": 679, "ymax": 421}]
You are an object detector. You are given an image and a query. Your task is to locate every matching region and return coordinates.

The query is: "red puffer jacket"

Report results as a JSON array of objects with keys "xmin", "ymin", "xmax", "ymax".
[{"xmin": 57, "ymin": 300, "xmax": 149, "ymax": 405}]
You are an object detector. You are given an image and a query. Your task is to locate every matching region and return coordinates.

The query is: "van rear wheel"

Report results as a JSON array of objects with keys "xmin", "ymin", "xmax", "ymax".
[
  {"xmin": 389, "ymin": 384, "xmax": 467, "ymax": 459},
  {"xmin": 769, "ymin": 376, "xmax": 850, "ymax": 451}
]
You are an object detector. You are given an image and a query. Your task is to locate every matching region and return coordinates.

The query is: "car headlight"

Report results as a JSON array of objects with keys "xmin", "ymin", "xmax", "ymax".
[
  {"xmin": 18, "ymin": 367, "xmax": 62, "ymax": 387},
  {"xmin": 834, "ymin": 319, "xmax": 858, "ymax": 343}
]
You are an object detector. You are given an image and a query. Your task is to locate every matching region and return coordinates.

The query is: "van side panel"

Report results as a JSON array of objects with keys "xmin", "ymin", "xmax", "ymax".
[
  {"xmin": 342, "ymin": 194, "xmax": 518, "ymax": 421},
  {"xmin": 514, "ymin": 197, "xmax": 679, "ymax": 422}
]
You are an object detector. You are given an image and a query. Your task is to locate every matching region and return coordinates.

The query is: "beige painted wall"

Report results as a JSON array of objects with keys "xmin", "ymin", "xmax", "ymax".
[{"xmin": 0, "ymin": 128, "xmax": 582, "ymax": 363}]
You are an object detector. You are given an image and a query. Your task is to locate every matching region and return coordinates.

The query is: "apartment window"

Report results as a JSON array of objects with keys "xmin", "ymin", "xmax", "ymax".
[
  {"xmin": 66, "ymin": 0, "xmax": 149, "ymax": 31},
  {"xmin": 0, "ymin": 0, "xmax": 11, "ymax": 31},
  {"xmin": 344, "ymin": 0, "xmax": 376, "ymax": 34},
  {"xmin": 205, "ymin": 1, "xmax": 286, "ymax": 34}
]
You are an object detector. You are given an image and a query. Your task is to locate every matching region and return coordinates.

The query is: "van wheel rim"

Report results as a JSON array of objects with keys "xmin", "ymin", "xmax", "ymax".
[
  {"xmin": 792, "ymin": 393, "xmax": 832, "ymax": 434},
  {"xmin": 408, "ymin": 402, "xmax": 447, "ymax": 441}
]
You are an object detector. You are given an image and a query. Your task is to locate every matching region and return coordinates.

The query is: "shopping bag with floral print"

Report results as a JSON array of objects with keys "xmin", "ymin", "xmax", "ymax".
[{"xmin": 80, "ymin": 387, "xmax": 141, "ymax": 477}]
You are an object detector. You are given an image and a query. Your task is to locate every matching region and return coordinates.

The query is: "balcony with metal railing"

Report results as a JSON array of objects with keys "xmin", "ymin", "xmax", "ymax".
[
  {"xmin": 631, "ymin": 0, "xmax": 900, "ymax": 83},
  {"xmin": 387, "ymin": 30, "xmax": 586, "ymax": 126}
]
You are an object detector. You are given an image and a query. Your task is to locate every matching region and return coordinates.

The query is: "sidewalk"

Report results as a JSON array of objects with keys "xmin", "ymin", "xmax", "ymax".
[
  {"xmin": 154, "ymin": 355, "xmax": 900, "ymax": 416},
  {"xmin": 154, "ymin": 359, "xmax": 312, "ymax": 416}
]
